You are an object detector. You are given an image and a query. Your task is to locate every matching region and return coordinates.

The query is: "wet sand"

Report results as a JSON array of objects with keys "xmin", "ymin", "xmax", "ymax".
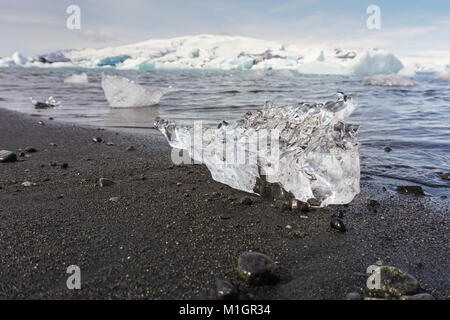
[{"xmin": 0, "ymin": 108, "xmax": 448, "ymax": 299}]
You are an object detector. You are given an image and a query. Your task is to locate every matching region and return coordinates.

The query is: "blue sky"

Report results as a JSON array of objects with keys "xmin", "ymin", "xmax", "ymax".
[{"xmin": 0, "ymin": 0, "xmax": 449, "ymax": 56}]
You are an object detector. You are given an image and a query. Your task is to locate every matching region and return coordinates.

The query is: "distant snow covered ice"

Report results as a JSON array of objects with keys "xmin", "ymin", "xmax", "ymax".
[
  {"xmin": 101, "ymin": 74, "xmax": 168, "ymax": 108},
  {"xmin": 0, "ymin": 34, "xmax": 448, "ymax": 75},
  {"xmin": 364, "ymin": 74, "xmax": 417, "ymax": 87}
]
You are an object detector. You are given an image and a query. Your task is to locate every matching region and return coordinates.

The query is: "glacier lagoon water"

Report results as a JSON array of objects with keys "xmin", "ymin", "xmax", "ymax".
[{"xmin": 0, "ymin": 67, "xmax": 448, "ymax": 196}]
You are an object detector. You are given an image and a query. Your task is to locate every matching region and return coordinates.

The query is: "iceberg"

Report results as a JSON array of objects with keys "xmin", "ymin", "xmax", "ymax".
[
  {"xmin": 64, "ymin": 73, "xmax": 88, "ymax": 84},
  {"xmin": 155, "ymin": 92, "xmax": 360, "ymax": 207},
  {"xmin": 2, "ymin": 34, "xmax": 447, "ymax": 75},
  {"xmin": 12, "ymin": 52, "xmax": 27, "ymax": 65},
  {"xmin": 352, "ymin": 52, "xmax": 403, "ymax": 76},
  {"xmin": 101, "ymin": 74, "xmax": 168, "ymax": 108},
  {"xmin": 434, "ymin": 67, "xmax": 450, "ymax": 81},
  {"xmin": 363, "ymin": 74, "xmax": 416, "ymax": 87}
]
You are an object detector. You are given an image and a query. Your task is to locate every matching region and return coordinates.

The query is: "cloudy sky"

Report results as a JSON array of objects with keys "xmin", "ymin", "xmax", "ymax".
[{"xmin": 0, "ymin": 0, "xmax": 449, "ymax": 57}]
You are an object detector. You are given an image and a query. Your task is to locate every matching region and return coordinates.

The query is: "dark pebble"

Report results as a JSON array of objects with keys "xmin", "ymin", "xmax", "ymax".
[
  {"xmin": 19, "ymin": 152, "xmax": 26, "ymax": 157},
  {"xmin": 441, "ymin": 173, "xmax": 450, "ymax": 181},
  {"xmin": 92, "ymin": 137, "xmax": 102, "ymax": 143},
  {"xmin": 0, "ymin": 150, "xmax": 17, "ymax": 163},
  {"xmin": 215, "ymin": 280, "xmax": 240, "ymax": 300},
  {"xmin": 239, "ymin": 196, "xmax": 253, "ymax": 205},
  {"xmin": 237, "ymin": 251, "xmax": 279, "ymax": 286},
  {"xmin": 99, "ymin": 178, "xmax": 114, "ymax": 187},
  {"xmin": 330, "ymin": 218, "xmax": 346, "ymax": 232},
  {"xmin": 126, "ymin": 146, "xmax": 136, "ymax": 152},
  {"xmin": 25, "ymin": 146, "xmax": 37, "ymax": 153},
  {"xmin": 396, "ymin": 186, "xmax": 425, "ymax": 196},
  {"xmin": 368, "ymin": 199, "xmax": 381, "ymax": 208},
  {"xmin": 384, "ymin": 146, "xmax": 392, "ymax": 152},
  {"xmin": 61, "ymin": 163, "xmax": 68, "ymax": 169}
]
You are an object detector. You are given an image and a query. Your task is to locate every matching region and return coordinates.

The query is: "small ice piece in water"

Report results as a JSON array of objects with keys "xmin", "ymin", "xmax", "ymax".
[
  {"xmin": 364, "ymin": 74, "xmax": 416, "ymax": 87},
  {"xmin": 101, "ymin": 74, "xmax": 168, "ymax": 108},
  {"xmin": 64, "ymin": 73, "xmax": 88, "ymax": 84},
  {"xmin": 31, "ymin": 96, "xmax": 61, "ymax": 109},
  {"xmin": 155, "ymin": 92, "xmax": 360, "ymax": 207}
]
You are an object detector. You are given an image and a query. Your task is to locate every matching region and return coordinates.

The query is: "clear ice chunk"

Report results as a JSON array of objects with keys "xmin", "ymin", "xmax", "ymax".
[
  {"xmin": 31, "ymin": 96, "xmax": 61, "ymax": 109},
  {"xmin": 101, "ymin": 74, "xmax": 168, "ymax": 108},
  {"xmin": 155, "ymin": 92, "xmax": 360, "ymax": 207}
]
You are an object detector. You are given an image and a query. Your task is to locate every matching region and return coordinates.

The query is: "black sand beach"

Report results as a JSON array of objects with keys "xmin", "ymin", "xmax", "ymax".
[{"xmin": 0, "ymin": 108, "xmax": 448, "ymax": 300}]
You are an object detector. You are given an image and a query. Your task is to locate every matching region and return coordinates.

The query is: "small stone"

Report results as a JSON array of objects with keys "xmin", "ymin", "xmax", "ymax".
[
  {"xmin": 176, "ymin": 182, "xmax": 182, "ymax": 186},
  {"xmin": 239, "ymin": 196, "xmax": 253, "ymax": 205},
  {"xmin": 38, "ymin": 121, "xmax": 45, "ymax": 125},
  {"xmin": 50, "ymin": 162, "xmax": 57, "ymax": 167},
  {"xmin": 25, "ymin": 146, "xmax": 37, "ymax": 153},
  {"xmin": 215, "ymin": 280, "xmax": 240, "ymax": 300},
  {"xmin": 441, "ymin": 173, "xmax": 450, "ymax": 181},
  {"xmin": 19, "ymin": 152, "xmax": 26, "ymax": 157},
  {"xmin": 346, "ymin": 292, "xmax": 362, "ymax": 300},
  {"xmin": 368, "ymin": 199, "xmax": 380, "ymax": 208},
  {"xmin": 61, "ymin": 163, "xmax": 68, "ymax": 169},
  {"xmin": 307, "ymin": 198, "xmax": 322, "ymax": 207},
  {"xmin": 22, "ymin": 181, "xmax": 36, "ymax": 187},
  {"xmin": 370, "ymin": 266, "xmax": 419, "ymax": 298},
  {"xmin": 0, "ymin": 150, "xmax": 17, "ymax": 163},
  {"xmin": 384, "ymin": 146, "xmax": 392, "ymax": 152},
  {"xmin": 48, "ymin": 117, "xmax": 54, "ymax": 120},
  {"xmin": 396, "ymin": 186, "xmax": 425, "ymax": 196},
  {"xmin": 109, "ymin": 197, "xmax": 119, "ymax": 202},
  {"xmin": 285, "ymin": 225, "xmax": 292, "ymax": 230},
  {"xmin": 330, "ymin": 218, "xmax": 346, "ymax": 232},
  {"xmin": 126, "ymin": 146, "xmax": 135, "ymax": 152},
  {"xmin": 400, "ymin": 293, "xmax": 434, "ymax": 300},
  {"xmin": 99, "ymin": 178, "xmax": 114, "ymax": 187},
  {"xmin": 237, "ymin": 251, "xmax": 279, "ymax": 286},
  {"xmin": 49, "ymin": 143, "xmax": 57, "ymax": 147},
  {"xmin": 292, "ymin": 200, "xmax": 309, "ymax": 212},
  {"xmin": 106, "ymin": 142, "xmax": 115, "ymax": 146},
  {"xmin": 92, "ymin": 137, "xmax": 102, "ymax": 143}
]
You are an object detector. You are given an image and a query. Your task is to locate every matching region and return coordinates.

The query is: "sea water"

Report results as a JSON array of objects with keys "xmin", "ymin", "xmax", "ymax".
[{"xmin": 0, "ymin": 67, "xmax": 448, "ymax": 196}]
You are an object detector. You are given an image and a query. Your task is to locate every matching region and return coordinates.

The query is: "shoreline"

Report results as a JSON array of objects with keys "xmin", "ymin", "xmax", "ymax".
[{"xmin": 0, "ymin": 108, "xmax": 448, "ymax": 299}]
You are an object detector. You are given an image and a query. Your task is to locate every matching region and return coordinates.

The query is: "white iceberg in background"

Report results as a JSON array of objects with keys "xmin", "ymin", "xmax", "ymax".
[
  {"xmin": 101, "ymin": 74, "xmax": 169, "ymax": 108},
  {"xmin": 12, "ymin": 52, "xmax": 27, "ymax": 65},
  {"xmin": 1, "ymin": 34, "xmax": 448, "ymax": 74},
  {"xmin": 364, "ymin": 74, "xmax": 416, "ymax": 87},
  {"xmin": 352, "ymin": 52, "xmax": 403, "ymax": 76},
  {"xmin": 434, "ymin": 67, "xmax": 450, "ymax": 81},
  {"xmin": 155, "ymin": 92, "xmax": 360, "ymax": 207},
  {"xmin": 64, "ymin": 73, "xmax": 88, "ymax": 84}
]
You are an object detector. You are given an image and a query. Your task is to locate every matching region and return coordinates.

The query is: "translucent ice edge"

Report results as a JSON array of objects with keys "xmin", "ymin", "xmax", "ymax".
[{"xmin": 155, "ymin": 92, "xmax": 360, "ymax": 207}]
